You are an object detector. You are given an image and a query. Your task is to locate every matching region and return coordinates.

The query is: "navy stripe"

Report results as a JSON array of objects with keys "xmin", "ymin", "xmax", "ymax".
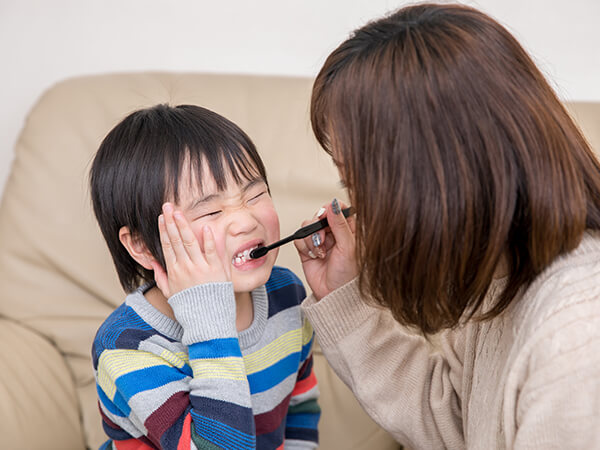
[
  {"xmin": 285, "ymin": 426, "xmax": 319, "ymax": 443},
  {"xmin": 268, "ymin": 284, "xmax": 306, "ymax": 317},
  {"xmin": 297, "ymin": 354, "xmax": 313, "ymax": 381},
  {"xmin": 189, "ymin": 396, "xmax": 255, "ymax": 436},
  {"xmin": 160, "ymin": 406, "xmax": 188, "ymax": 449}
]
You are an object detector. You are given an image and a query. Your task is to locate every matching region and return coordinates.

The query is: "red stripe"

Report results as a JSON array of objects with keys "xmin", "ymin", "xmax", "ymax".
[
  {"xmin": 276, "ymin": 444, "xmax": 284, "ymax": 450},
  {"xmin": 254, "ymin": 393, "xmax": 291, "ymax": 435},
  {"xmin": 292, "ymin": 370, "xmax": 317, "ymax": 396},
  {"xmin": 144, "ymin": 391, "xmax": 189, "ymax": 445},
  {"xmin": 114, "ymin": 439, "xmax": 154, "ymax": 450},
  {"xmin": 177, "ymin": 413, "xmax": 192, "ymax": 450}
]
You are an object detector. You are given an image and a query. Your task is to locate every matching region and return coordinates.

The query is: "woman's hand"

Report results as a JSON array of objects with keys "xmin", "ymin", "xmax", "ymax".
[
  {"xmin": 295, "ymin": 198, "xmax": 359, "ymax": 300},
  {"xmin": 150, "ymin": 202, "xmax": 230, "ymax": 298}
]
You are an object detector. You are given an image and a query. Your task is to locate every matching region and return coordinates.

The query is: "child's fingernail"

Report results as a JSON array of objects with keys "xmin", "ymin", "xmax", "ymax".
[
  {"xmin": 332, "ymin": 198, "xmax": 341, "ymax": 215},
  {"xmin": 316, "ymin": 207, "xmax": 326, "ymax": 217},
  {"xmin": 312, "ymin": 233, "xmax": 322, "ymax": 248},
  {"xmin": 307, "ymin": 250, "xmax": 317, "ymax": 259}
]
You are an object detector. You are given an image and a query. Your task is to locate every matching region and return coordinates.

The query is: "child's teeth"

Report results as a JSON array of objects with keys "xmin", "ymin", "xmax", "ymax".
[{"xmin": 232, "ymin": 246, "xmax": 260, "ymax": 266}]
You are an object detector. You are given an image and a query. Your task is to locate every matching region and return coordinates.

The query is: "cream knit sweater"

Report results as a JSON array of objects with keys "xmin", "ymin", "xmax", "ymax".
[{"xmin": 302, "ymin": 232, "xmax": 600, "ymax": 449}]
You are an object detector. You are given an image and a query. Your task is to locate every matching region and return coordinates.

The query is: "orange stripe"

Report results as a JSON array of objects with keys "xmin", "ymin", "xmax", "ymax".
[
  {"xmin": 292, "ymin": 370, "xmax": 317, "ymax": 396},
  {"xmin": 276, "ymin": 444, "xmax": 284, "ymax": 450},
  {"xmin": 177, "ymin": 413, "xmax": 192, "ymax": 450}
]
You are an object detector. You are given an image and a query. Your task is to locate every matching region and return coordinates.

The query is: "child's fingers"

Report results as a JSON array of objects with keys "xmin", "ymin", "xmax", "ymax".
[
  {"xmin": 173, "ymin": 210, "xmax": 203, "ymax": 263},
  {"xmin": 158, "ymin": 214, "xmax": 176, "ymax": 267},
  {"xmin": 203, "ymin": 226, "xmax": 230, "ymax": 281},
  {"xmin": 202, "ymin": 226, "xmax": 218, "ymax": 264},
  {"xmin": 162, "ymin": 203, "xmax": 188, "ymax": 263}
]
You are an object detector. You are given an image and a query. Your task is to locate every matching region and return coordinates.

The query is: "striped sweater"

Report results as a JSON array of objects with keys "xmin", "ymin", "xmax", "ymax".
[{"xmin": 92, "ymin": 266, "xmax": 320, "ymax": 450}]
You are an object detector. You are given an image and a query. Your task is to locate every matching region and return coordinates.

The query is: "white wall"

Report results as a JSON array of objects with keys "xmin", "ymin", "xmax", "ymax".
[{"xmin": 1, "ymin": 0, "xmax": 599, "ymax": 197}]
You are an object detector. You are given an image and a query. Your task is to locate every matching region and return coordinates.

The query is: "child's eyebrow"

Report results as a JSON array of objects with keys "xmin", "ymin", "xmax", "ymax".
[{"xmin": 187, "ymin": 177, "xmax": 266, "ymax": 210}]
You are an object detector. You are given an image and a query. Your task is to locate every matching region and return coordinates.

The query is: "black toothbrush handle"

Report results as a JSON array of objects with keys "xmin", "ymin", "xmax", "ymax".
[{"xmin": 249, "ymin": 206, "xmax": 354, "ymax": 259}]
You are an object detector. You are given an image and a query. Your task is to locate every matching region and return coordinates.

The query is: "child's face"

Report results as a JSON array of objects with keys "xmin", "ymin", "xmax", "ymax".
[{"xmin": 172, "ymin": 160, "xmax": 280, "ymax": 294}]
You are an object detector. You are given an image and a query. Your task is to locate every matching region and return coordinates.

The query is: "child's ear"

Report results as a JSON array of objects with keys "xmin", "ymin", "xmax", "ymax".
[{"xmin": 119, "ymin": 226, "xmax": 153, "ymax": 270}]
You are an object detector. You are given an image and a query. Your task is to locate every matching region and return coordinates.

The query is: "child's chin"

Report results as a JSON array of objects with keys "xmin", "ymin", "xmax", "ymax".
[{"xmin": 233, "ymin": 262, "xmax": 274, "ymax": 292}]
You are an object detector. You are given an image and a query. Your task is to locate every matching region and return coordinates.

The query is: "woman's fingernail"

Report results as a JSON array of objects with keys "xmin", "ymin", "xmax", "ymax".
[
  {"xmin": 307, "ymin": 250, "xmax": 317, "ymax": 259},
  {"xmin": 312, "ymin": 233, "xmax": 322, "ymax": 248},
  {"xmin": 316, "ymin": 207, "xmax": 326, "ymax": 217},
  {"xmin": 158, "ymin": 215, "xmax": 164, "ymax": 224},
  {"xmin": 332, "ymin": 198, "xmax": 341, "ymax": 215}
]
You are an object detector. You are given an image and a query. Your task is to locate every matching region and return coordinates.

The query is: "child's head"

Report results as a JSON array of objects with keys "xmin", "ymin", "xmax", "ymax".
[
  {"xmin": 310, "ymin": 3, "xmax": 600, "ymax": 333},
  {"xmin": 90, "ymin": 104, "xmax": 280, "ymax": 294}
]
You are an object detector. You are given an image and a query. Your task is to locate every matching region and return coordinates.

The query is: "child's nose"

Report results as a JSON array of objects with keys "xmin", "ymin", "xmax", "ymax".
[{"xmin": 227, "ymin": 208, "xmax": 259, "ymax": 235}]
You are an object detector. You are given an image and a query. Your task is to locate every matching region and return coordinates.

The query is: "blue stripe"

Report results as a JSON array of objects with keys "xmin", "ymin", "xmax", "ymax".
[
  {"xmin": 191, "ymin": 411, "xmax": 256, "ymax": 449},
  {"xmin": 189, "ymin": 338, "xmax": 242, "ymax": 359},
  {"xmin": 97, "ymin": 384, "xmax": 129, "ymax": 417},
  {"xmin": 286, "ymin": 412, "xmax": 321, "ymax": 429},
  {"xmin": 300, "ymin": 335, "xmax": 314, "ymax": 361},
  {"xmin": 247, "ymin": 352, "xmax": 300, "ymax": 394},
  {"xmin": 116, "ymin": 365, "xmax": 188, "ymax": 399},
  {"xmin": 265, "ymin": 267, "xmax": 303, "ymax": 292}
]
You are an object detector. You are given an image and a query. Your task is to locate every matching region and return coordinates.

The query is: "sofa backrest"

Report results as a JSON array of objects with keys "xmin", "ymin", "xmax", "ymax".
[
  {"xmin": 0, "ymin": 72, "xmax": 598, "ymax": 448},
  {"xmin": 0, "ymin": 73, "xmax": 346, "ymax": 448}
]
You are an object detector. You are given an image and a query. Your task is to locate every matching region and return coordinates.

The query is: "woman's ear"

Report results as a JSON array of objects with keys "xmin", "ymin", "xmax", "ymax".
[{"xmin": 119, "ymin": 226, "xmax": 154, "ymax": 270}]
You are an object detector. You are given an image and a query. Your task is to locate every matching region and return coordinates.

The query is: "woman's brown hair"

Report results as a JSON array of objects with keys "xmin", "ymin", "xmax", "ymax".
[{"xmin": 311, "ymin": 3, "xmax": 600, "ymax": 334}]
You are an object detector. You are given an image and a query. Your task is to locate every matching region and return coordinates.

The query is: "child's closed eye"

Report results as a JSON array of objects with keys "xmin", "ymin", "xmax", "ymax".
[
  {"xmin": 196, "ymin": 210, "xmax": 222, "ymax": 220},
  {"xmin": 247, "ymin": 191, "xmax": 267, "ymax": 204}
]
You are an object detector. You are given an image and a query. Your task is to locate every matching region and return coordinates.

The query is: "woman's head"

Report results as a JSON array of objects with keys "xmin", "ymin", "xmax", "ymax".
[
  {"xmin": 312, "ymin": 3, "xmax": 600, "ymax": 333},
  {"xmin": 90, "ymin": 104, "xmax": 270, "ymax": 292}
]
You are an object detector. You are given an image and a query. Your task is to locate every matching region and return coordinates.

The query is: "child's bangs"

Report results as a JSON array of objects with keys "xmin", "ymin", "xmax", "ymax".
[{"xmin": 165, "ymin": 140, "xmax": 266, "ymax": 203}]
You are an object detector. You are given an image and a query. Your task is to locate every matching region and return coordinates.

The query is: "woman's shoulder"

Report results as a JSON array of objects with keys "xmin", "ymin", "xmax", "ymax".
[{"xmin": 509, "ymin": 231, "xmax": 600, "ymax": 356}]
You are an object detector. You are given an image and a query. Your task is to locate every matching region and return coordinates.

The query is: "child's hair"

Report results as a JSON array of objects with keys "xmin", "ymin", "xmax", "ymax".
[
  {"xmin": 90, "ymin": 104, "xmax": 268, "ymax": 292},
  {"xmin": 310, "ymin": 3, "xmax": 600, "ymax": 333}
]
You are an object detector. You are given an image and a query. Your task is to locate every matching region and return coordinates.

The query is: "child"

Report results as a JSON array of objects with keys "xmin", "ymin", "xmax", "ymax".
[{"xmin": 90, "ymin": 104, "xmax": 320, "ymax": 449}]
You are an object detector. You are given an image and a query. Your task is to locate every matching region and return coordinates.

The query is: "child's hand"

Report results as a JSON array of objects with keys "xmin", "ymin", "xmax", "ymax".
[{"xmin": 150, "ymin": 203, "xmax": 230, "ymax": 298}]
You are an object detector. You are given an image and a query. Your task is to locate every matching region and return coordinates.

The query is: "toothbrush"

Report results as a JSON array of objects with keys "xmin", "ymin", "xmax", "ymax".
[{"xmin": 249, "ymin": 206, "xmax": 355, "ymax": 259}]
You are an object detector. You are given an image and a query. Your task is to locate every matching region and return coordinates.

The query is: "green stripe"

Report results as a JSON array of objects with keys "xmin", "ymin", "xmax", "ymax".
[
  {"xmin": 191, "ymin": 421, "xmax": 225, "ymax": 450},
  {"xmin": 288, "ymin": 398, "xmax": 321, "ymax": 415}
]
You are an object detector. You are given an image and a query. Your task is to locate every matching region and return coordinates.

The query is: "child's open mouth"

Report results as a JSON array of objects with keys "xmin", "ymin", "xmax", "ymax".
[{"xmin": 231, "ymin": 242, "xmax": 264, "ymax": 268}]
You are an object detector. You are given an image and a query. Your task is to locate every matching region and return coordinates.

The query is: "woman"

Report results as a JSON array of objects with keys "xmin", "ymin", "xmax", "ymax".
[{"xmin": 296, "ymin": 3, "xmax": 600, "ymax": 449}]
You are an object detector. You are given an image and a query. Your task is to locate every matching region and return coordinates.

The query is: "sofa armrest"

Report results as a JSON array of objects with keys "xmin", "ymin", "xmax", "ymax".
[{"xmin": 0, "ymin": 318, "xmax": 85, "ymax": 448}]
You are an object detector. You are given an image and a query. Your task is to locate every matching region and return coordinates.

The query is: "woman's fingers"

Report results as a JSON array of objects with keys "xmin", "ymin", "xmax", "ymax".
[{"xmin": 325, "ymin": 198, "xmax": 354, "ymax": 253}]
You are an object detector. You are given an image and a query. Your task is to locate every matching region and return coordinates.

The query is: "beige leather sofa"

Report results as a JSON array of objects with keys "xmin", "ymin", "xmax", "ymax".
[{"xmin": 0, "ymin": 72, "xmax": 598, "ymax": 450}]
